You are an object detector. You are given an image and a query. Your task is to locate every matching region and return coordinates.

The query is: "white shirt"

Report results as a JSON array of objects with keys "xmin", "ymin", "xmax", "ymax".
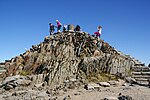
[{"xmin": 98, "ymin": 28, "xmax": 102, "ymax": 34}]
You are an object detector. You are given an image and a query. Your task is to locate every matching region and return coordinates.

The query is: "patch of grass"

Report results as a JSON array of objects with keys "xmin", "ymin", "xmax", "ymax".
[
  {"xmin": 19, "ymin": 70, "xmax": 30, "ymax": 76},
  {"xmin": 87, "ymin": 72, "xmax": 118, "ymax": 82},
  {"xmin": 124, "ymin": 67, "xmax": 133, "ymax": 77},
  {"xmin": 87, "ymin": 76, "xmax": 99, "ymax": 83},
  {"xmin": 127, "ymin": 69, "xmax": 133, "ymax": 76}
]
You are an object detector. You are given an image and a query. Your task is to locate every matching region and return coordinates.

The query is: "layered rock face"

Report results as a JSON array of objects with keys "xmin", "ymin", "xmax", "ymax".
[{"xmin": 1, "ymin": 31, "xmax": 144, "ymax": 86}]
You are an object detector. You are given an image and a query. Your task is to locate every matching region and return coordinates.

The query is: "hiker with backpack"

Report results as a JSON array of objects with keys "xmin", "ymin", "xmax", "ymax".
[
  {"xmin": 94, "ymin": 26, "xmax": 102, "ymax": 38},
  {"xmin": 63, "ymin": 24, "xmax": 67, "ymax": 32},
  {"xmin": 56, "ymin": 20, "xmax": 62, "ymax": 32},
  {"xmin": 74, "ymin": 25, "xmax": 81, "ymax": 32},
  {"xmin": 49, "ymin": 23, "xmax": 55, "ymax": 35}
]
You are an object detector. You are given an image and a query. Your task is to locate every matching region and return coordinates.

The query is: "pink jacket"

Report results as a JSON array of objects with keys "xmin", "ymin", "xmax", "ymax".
[{"xmin": 57, "ymin": 21, "xmax": 62, "ymax": 26}]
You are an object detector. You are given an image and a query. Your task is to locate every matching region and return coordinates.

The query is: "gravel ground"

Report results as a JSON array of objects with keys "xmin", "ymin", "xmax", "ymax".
[
  {"xmin": 0, "ymin": 84, "xmax": 150, "ymax": 100},
  {"xmin": 56, "ymin": 85, "xmax": 150, "ymax": 100}
]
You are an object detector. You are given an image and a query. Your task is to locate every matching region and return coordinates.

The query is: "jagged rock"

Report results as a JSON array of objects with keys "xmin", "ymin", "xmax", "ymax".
[
  {"xmin": 1, "ymin": 75, "xmax": 32, "ymax": 90},
  {"xmin": 1, "ymin": 31, "xmax": 145, "ymax": 87},
  {"xmin": 1, "ymin": 30, "xmax": 150, "ymax": 100},
  {"xmin": 125, "ymin": 77, "xmax": 137, "ymax": 84},
  {"xmin": 34, "ymin": 83, "xmax": 44, "ymax": 88},
  {"xmin": 36, "ymin": 74, "xmax": 44, "ymax": 84},
  {"xmin": 4, "ymin": 84, "xmax": 14, "ymax": 90},
  {"xmin": 14, "ymin": 79, "xmax": 31, "ymax": 86},
  {"xmin": 2, "ymin": 75, "xmax": 21, "ymax": 85}
]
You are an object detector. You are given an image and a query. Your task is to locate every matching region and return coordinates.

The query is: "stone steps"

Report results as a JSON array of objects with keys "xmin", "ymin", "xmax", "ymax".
[
  {"xmin": 0, "ymin": 65, "xmax": 5, "ymax": 68},
  {"xmin": 136, "ymin": 81, "xmax": 149, "ymax": 86},
  {"xmin": 132, "ymin": 72, "xmax": 150, "ymax": 75},
  {"xmin": 0, "ymin": 65, "xmax": 6, "ymax": 74},
  {"xmin": 131, "ymin": 67, "xmax": 150, "ymax": 86},
  {"xmin": 133, "ymin": 77, "xmax": 149, "ymax": 85},
  {"xmin": 132, "ymin": 75, "xmax": 150, "ymax": 79},
  {"xmin": 134, "ymin": 78, "xmax": 149, "ymax": 81},
  {"xmin": 132, "ymin": 66, "xmax": 150, "ymax": 72}
]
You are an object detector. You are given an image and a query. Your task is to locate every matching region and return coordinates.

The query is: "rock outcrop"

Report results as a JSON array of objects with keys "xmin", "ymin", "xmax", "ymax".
[{"xmin": 0, "ymin": 31, "xmax": 145, "ymax": 86}]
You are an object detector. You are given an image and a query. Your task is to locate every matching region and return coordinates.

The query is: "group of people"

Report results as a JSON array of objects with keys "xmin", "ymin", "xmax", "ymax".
[
  {"xmin": 49, "ymin": 20, "xmax": 62, "ymax": 35},
  {"xmin": 49, "ymin": 20, "xmax": 102, "ymax": 38}
]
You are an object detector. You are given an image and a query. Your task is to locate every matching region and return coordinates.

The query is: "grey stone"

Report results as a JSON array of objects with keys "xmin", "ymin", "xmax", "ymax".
[
  {"xmin": 103, "ymin": 96, "xmax": 118, "ymax": 100},
  {"xmin": 4, "ymin": 84, "xmax": 14, "ymax": 90},
  {"xmin": 14, "ymin": 79, "xmax": 32, "ymax": 86},
  {"xmin": 64, "ymin": 80, "xmax": 69, "ymax": 83},
  {"xmin": 108, "ymin": 81, "xmax": 120, "ymax": 86},
  {"xmin": 125, "ymin": 77, "xmax": 137, "ymax": 84},
  {"xmin": 36, "ymin": 91, "xmax": 49, "ymax": 99},
  {"xmin": 69, "ymin": 78, "xmax": 76, "ymax": 82},
  {"xmin": 97, "ymin": 82, "xmax": 111, "ymax": 87},
  {"xmin": 118, "ymin": 94, "xmax": 133, "ymax": 100},
  {"xmin": 85, "ymin": 83, "xmax": 100, "ymax": 90},
  {"xmin": 2, "ymin": 75, "xmax": 20, "ymax": 84}
]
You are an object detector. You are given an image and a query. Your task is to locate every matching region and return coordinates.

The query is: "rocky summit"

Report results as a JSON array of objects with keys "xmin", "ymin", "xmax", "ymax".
[
  {"xmin": 0, "ymin": 30, "xmax": 149, "ymax": 100},
  {"xmin": 0, "ymin": 30, "xmax": 145, "ymax": 85}
]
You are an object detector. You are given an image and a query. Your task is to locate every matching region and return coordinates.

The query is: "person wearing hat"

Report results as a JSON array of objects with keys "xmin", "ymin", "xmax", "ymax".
[
  {"xmin": 56, "ymin": 20, "xmax": 62, "ymax": 32},
  {"xmin": 49, "ymin": 23, "xmax": 55, "ymax": 35}
]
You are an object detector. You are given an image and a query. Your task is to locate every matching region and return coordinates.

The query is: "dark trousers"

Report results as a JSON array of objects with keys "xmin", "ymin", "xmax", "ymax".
[
  {"xmin": 49, "ymin": 29, "xmax": 54, "ymax": 35},
  {"xmin": 57, "ymin": 25, "xmax": 62, "ymax": 32}
]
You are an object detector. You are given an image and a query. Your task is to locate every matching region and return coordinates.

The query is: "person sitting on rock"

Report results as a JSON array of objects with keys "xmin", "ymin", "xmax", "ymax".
[
  {"xmin": 74, "ymin": 25, "xmax": 81, "ymax": 32},
  {"xmin": 49, "ymin": 23, "xmax": 55, "ymax": 35},
  {"xmin": 94, "ymin": 26, "xmax": 102, "ymax": 38},
  {"xmin": 56, "ymin": 20, "xmax": 62, "ymax": 32}
]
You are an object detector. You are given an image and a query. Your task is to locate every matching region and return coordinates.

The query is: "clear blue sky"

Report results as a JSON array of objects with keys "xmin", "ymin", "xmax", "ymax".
[{"xmin": 0, "ymin": 0, "xmax": 150, "ymax": 65}]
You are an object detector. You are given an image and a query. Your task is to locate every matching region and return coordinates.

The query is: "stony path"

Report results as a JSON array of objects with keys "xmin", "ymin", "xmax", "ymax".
[
  {"xmin": 56, "ymin": 85, "xmax": 150, "ymax": 100},
  {"xmin": 0, "ymin": 74, "xmax": 150, "ymax": 100}
]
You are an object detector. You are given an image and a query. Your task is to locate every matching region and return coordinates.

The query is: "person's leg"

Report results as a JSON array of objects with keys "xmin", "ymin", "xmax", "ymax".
[
  {"xmin": 52, "ymin": 29, "xmax": 54, "ymax": 34},
  {"xmin": 49, "ymin": 29, "xmax": 52, "ymax": 35},
  {"xmin": 99, "ymin": 34, "xmax": 101, "ymax": 38},
  {"xmin": 58, "ymin": 25, "xmax": 61, "ymax": 32},
  {"xmin": 96, "ymin": 34, "xmax": 98, "ymax": 38}
]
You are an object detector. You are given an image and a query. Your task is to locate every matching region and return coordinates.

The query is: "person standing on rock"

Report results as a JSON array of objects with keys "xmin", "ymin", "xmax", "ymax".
[
  {"xmin": 56, "ymin": 20, "xmax": 62, "ymax": 32},
  {"xmin": 63, "ymin": 24, "xmax": 67, "ymax": 32},
  {"xmin": 49, "ymin": 23, "xmax": 55, "ymax": 35},
  {"xmin": 74, "ymin": 25, "xmax": 81, "ymax": 32},
  {"xmin": 94, "ymin": 26, "xmax": 102, "ymax": 38},
  {"xmin": 148, "ymin": 63, "xmax": 150, "ymax": 68}
]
